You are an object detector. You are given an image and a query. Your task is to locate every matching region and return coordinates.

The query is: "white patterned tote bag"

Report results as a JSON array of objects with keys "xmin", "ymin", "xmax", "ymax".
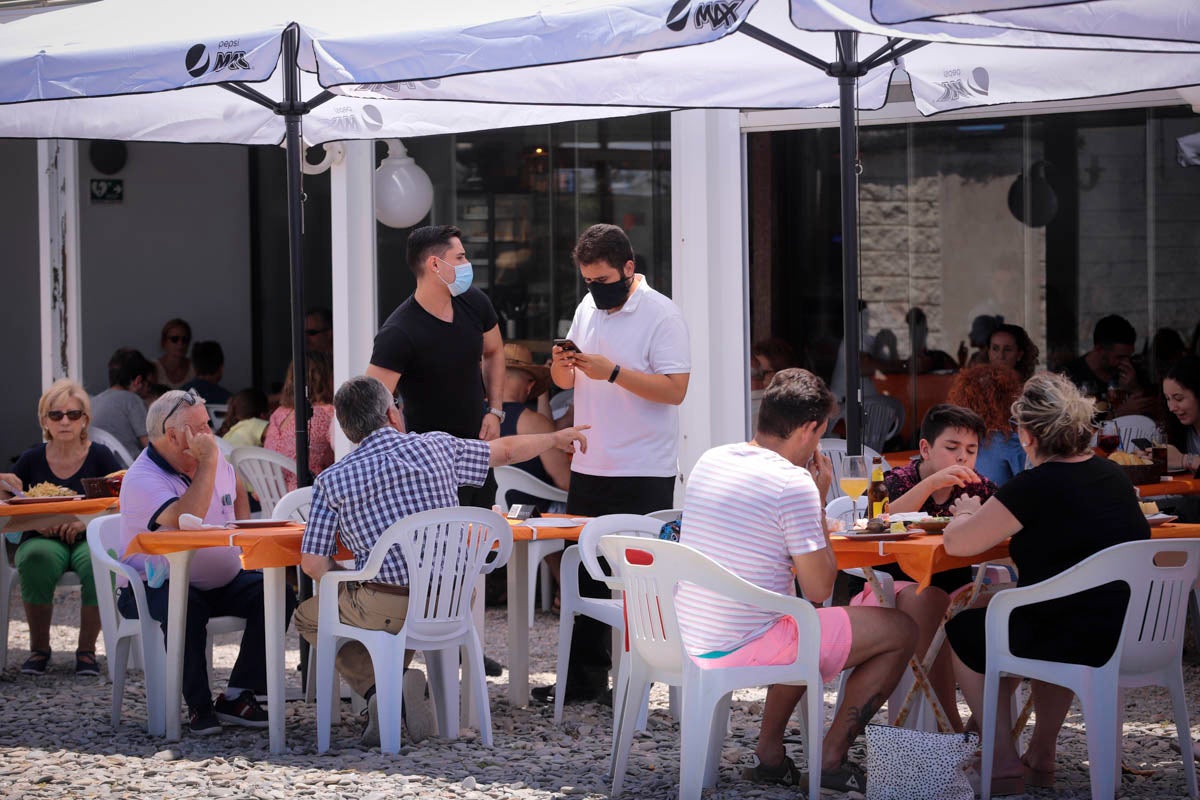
[{"xmin": 865, "ymin": 724, "xmax": 979, "ymax": 800}]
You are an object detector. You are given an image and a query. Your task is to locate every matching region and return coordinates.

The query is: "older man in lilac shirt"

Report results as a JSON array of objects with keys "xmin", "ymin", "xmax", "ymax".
[{"xmin": 118, "ymin": 389, "xmax": 295, "ymax": 736}]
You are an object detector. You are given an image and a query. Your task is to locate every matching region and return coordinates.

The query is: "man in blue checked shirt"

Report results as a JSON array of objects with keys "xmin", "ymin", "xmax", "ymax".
[{"xmin": 292, "ymin": 376, "xmax": 588, "ymax": 748}]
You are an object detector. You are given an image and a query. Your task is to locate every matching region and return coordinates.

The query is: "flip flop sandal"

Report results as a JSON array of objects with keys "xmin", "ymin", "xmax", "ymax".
[
  {"xmin": 742, "ymin": 754, "xmax": 802, "ymax": 787},
  {"xmin": 75, "ymin": 650, "xmax": 100, "ymax": 677},
  {"xmin": 21, "ymin": 649, "xmax": 51, "ymax": 675},
  {"xmin": 811, "ymin": 761, "xmax": 868, "ymax": 794}
]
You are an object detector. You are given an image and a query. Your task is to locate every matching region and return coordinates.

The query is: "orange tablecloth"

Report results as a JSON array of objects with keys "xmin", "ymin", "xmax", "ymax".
[
  {"xmin": 832, "ymin": 522, "xmax": 1200, "ymax": 592},
  {"xmin": 508, "ymin": 515, "xmax": 586, "ymax": 542},
  {"xmin": 0, "ymin": 497, "xmax": 118, "ymax": 517},
  {"xmin": 125, "ymin": 524, "xmax": 352, "ymax": 570}
]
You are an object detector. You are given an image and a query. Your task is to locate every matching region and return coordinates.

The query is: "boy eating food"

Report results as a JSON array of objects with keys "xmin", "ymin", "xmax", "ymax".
[{"xmin": 849, "ymin": 404, "xmax": 998, "ymax": 731}]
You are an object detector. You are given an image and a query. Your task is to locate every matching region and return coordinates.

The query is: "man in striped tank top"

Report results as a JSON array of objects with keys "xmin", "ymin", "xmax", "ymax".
[{"xmin": 676, "ymin": 368, "xmax": 915, "ymax": 793}]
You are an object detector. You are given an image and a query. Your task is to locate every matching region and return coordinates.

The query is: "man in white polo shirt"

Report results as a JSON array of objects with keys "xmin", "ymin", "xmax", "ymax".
[
  {"xmin": 117, "ymin": 389, "xmax": 296, "ymax": 736},
  {"xmin": 676, "ymin": 369, "xmax": 915, "ymax": 793},
  {"xmin": 539, "ymin": 223, "xmax": 690, "ymax": 705}
]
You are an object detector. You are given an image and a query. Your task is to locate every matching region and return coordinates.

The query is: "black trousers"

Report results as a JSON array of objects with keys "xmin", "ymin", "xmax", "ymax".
[
  {"xmin": 564, "ymin": 471, "xmax": 676, "ymax": 693},
  {"xmin": 118, "ymin": 570, "xmax": 297, "ymax": 711}
]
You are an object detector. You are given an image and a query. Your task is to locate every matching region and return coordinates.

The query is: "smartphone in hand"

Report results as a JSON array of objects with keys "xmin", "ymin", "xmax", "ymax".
[{"xmin": 553, "ymin": 338, "xmax": 579, "ymax": 353}]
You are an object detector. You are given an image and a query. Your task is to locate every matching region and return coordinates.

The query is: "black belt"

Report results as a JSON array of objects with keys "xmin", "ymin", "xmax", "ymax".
[{"xmin": 361, "ymin": 582, "xmax": 409, "ymax": 597}]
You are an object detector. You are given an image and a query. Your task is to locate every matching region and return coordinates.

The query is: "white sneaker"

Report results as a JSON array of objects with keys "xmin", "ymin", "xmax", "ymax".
[
  {"xmin": 402, "ymin": 669, "xmax": 437, "ymax": 744},
  {"xmin": 359, "ymin": 694, "xmax": 380, "ymax": 748}
]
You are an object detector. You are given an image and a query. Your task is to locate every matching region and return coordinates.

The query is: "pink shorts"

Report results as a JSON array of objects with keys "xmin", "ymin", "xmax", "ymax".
[{"xmin": 692, "ymin": 607, "xmax": 852, "ymax": 683}]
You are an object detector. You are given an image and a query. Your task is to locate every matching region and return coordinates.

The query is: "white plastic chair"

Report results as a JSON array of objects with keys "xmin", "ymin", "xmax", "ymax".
[
  {"xmin": 1113, "ymin": 414, "xmax": 1159, "ymax": 452},
  {"xmin": 862, "ymin": 395, "xmax": 905, "ymax": 453},
  {"xmin": 549, "ymin": 389, "xmax": 574, "ymax": 421},
  {"xmin": 231, "ymin": 446, "xmax": 296, "ymax": 516},
  {"xmin": 552, "ymin": 514, "xmax": 662, "ymax": 726},
  {"xmin": 820, "ymin": 439, "xmax": 888, "ymax": 501},
  {"xmin": 645, "ymin": 508, "xmax": 683, "ymax": 524},
  {"xmin": 824, "ymin": 495, "xmax": 867, "ymax": 530},
  {"xmin": 90, "ymin": 426, "xmax": 136, "ymax": 468},
  {"xmin": 87, "ymin": 515, "xmax": 245, "ymax": 734},
  {"xmin": 979, "ymin": 539, "xmax": 1200, "ymax": 800},
  {"xmin": 493, "ymin": 465, "xmax": 568, "ymax": 627},
  {"xmin": 207, "ymin": 403, "xmax": 228, "ymax": 431},
  {"xmin": 214, "ymin": 436, "xmax": 235, "ymax": 459},
  {"xmin": 315, "ymin": 507, "xmax": 511, "ymax": 754},
  {"xmin": 599, "ymin": 535, "xmax": 825, "ymax": 800},
  {"xmin": 0, "ymin": 539, "xmax": 82, "ymax": 673}
]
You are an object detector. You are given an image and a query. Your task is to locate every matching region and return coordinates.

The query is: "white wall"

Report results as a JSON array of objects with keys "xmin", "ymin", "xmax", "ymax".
[
  {"xmin": 0, "ymin": 139, "xmax": 44, "ymax": 465},
  {"xmin": 79, "ymin": 142, "xmax": 252, "ymax": 395}
]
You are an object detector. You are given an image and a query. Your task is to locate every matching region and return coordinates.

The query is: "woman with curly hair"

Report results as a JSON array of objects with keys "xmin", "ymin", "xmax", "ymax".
[
  {"xmin": 987, "ymin": 323, "xmax": 1039, "ymax": 381},
  {"xmin": 948, "ymin": 363, "xmax": 1026, "ymax": 486}
]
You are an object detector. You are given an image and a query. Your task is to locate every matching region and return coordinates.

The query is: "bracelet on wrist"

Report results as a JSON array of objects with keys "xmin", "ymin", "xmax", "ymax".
[{"xmin": 608, "ymin": 364, "xmax": 621, "ymax": 383}]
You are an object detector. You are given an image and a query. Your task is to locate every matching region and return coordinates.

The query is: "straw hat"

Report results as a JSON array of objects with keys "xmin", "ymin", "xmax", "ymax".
[{"xmin": 504, "ymin": 343, "xmax": 552, "ymax": 398}]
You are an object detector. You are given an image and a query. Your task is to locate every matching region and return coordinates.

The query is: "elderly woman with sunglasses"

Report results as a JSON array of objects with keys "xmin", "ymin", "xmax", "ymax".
[{"xmin": 0, "ymin": 379, "xmax": 122, "ymax": 676}]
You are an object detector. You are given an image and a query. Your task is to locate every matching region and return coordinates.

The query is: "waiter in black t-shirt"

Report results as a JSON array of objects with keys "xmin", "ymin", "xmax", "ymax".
[
  {"xmin": 366, "ymin": 224, "xmax": 506, "ymax": 444},
  {"xmin": 366, "ymin": 225, "xmax": 508, "ymax": 676}
]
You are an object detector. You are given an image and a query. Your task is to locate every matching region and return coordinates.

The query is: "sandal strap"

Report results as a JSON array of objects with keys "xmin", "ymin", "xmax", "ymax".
[{"xmin": 742, "ymin": 755, "xmax": 802, "ymax": 787}]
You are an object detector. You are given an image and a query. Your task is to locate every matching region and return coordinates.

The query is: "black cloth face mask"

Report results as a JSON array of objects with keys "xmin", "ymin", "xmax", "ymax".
[{"xmin": 588, "ymin": 275, "xmax": 632, "ymax": 310}]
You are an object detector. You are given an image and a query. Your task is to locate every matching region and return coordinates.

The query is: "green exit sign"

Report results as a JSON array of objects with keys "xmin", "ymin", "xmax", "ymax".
[{"xmin": 89, "ymin": 179, "xmax": 123, "ymax": 204}]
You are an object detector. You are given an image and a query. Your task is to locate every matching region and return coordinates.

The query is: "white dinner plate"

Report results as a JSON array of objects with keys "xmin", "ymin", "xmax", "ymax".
[
  {"xmin": 525, "ymin": 518, "xmax": 583, "ymax": 528},
  {"xmin": 839, "ymin": 530, "xmax": 913, "ymax": 542},
  {"xmin": 1145, "ymin": 513, "xmax": 1179, "ymax": 527},
  {"xmin": 4, "ymin": 495, "xmax": 84, "ymax": 505}
]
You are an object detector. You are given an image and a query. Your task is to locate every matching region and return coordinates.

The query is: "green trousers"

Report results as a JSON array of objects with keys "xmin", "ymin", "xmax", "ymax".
[{"xmin": 14, "ymin": 536, "xmax": 97, "ymax": 606}]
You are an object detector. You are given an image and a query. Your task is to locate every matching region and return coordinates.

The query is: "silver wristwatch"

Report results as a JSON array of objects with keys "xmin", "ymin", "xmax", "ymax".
[{"xmin": 487, "ymin": 406, "xmax": 506, "ymax": 423}]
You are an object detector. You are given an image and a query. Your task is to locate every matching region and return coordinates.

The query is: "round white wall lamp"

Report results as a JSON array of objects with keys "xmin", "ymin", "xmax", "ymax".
[{"xmin": 374, "ymin": 139, "xmax": 433, "ymax": 229}]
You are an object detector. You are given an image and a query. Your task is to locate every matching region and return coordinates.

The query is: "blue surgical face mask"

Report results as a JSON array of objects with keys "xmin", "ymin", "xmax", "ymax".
[{"xmin": 436, "ymin": 257, "xmax": 474, "ymax": 297}]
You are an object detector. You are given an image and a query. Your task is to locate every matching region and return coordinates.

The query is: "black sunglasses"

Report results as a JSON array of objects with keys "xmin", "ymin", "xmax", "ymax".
[
  {"xmin": 162, "ymin": 389, "xmax": 200, "ymax": 433},
  {"xmin": 305, "ymin": 327, "xmax": 331, "ymax": 337},
  {"xmin": 47, "ymin": 409, "xmax": 85, "ymax": 422},
  {"xmin": 167, "ymin": 335, "xmax": 190, "ymax": 344}
]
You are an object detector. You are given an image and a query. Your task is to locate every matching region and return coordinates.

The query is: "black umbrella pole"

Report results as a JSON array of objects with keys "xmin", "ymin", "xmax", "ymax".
[
  {"xmin": 282, "ymin": 27, "xmax": 311, "ymax": 488},
  {"xmin": 282, "ymin": 24, "xmax": 313, "ymax": 683},
  {"xmin": 839, "ymin": 73, "xmax": 862, "ymax": 456}
]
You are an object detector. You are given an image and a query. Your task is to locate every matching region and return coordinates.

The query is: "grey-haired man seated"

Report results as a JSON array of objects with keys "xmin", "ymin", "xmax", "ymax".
[{"xmin": 292, "ymin": 376, "xmax": 589, "ymax": 746}]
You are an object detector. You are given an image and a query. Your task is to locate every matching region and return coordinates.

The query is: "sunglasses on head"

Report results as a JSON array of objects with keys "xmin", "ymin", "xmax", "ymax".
[
  {"xmin": 167, "ymin": 335, "xmax": 190, "ymax": 344},
  {"xmin": 47, "ymin": 410, "xmax": 85, "ymax": 422},
  {"xmin": 162, "ymin": 389, "xmax": 200, "ymax": 433}
]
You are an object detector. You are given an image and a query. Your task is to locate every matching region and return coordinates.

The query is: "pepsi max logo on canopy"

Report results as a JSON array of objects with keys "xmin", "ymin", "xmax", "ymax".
[
  {"xmin": 361, "ymin": 105, "xmax": 384, "ymax": 132},
  {"xmin": 666, "ymin": 0, "xmax": 744, "ymax": 32},
  {"xmin": 934, "ymin": 67, "xmax": 990, "ymax": 105},
  {"xmin": 184, "ymin": 43, "xmax": 251, "ymax": 78}
]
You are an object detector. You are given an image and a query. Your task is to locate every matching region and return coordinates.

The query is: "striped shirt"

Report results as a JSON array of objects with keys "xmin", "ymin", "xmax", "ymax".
[
  {"xmin": 675, "ymin": 442, "xmax": 827, "ymax": 655},
  {"xmin": 301, "ymin": 427, "xmax": 490, "ymax": 585}
]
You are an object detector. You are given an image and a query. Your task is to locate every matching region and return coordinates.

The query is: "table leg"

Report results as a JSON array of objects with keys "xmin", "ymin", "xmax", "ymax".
[
  {"xmin": 507, "ymin": 540, "xmax": 530, "ymax": 707},
  {"xmin": 263, "ymin": 566, "xmax": 286, "ymax": 754},
  {"xmin": 862, "ymin": 565, "xmax": 955, "ymax": 732},
  {"xmin": 163, "ymin": 550, "xmax": 195, "ymax": 742}
]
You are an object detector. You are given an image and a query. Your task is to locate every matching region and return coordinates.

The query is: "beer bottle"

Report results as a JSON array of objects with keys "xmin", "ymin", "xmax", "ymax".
[{"xmin": 867, "ymin": 457, "xmax": 889, "ymax": 519}]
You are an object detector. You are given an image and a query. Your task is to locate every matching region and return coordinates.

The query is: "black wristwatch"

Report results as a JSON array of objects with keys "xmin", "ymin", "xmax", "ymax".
[{"xmin": 608, "ymin": 364, "xmax": 621, "ymax": 383}]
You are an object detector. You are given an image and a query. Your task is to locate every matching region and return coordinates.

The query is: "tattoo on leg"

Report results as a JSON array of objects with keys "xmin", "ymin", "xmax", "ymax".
[{"xmin": 845, "ymin": 692, "xmax": 886, "ymax": 747}]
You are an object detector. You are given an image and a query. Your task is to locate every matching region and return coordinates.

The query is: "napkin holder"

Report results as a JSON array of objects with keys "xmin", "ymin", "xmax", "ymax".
[{"xmin": 506, "ymin": 505, "xmax": 540, "ymax": 521}]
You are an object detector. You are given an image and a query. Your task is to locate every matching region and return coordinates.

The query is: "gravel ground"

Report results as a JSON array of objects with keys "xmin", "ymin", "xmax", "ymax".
[{"xmin": 2, "ymin": 584, "xmax": 1199, "ymax": 799}]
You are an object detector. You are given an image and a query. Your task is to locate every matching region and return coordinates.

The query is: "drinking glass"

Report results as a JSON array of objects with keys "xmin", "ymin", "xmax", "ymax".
[
  {"xmin": 839, "ymin": 455, "xmax": 869, "ymax": 518},
  {"xmin": 1096, "ymin": 420, "xmax": 1120, "ymax": 456}
]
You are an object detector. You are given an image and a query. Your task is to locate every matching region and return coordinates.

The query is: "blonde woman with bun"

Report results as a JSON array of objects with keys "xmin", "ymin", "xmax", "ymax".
[{"xmin": 940, "ymin": 372, "xmax": 1150, "ymax": 795}]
